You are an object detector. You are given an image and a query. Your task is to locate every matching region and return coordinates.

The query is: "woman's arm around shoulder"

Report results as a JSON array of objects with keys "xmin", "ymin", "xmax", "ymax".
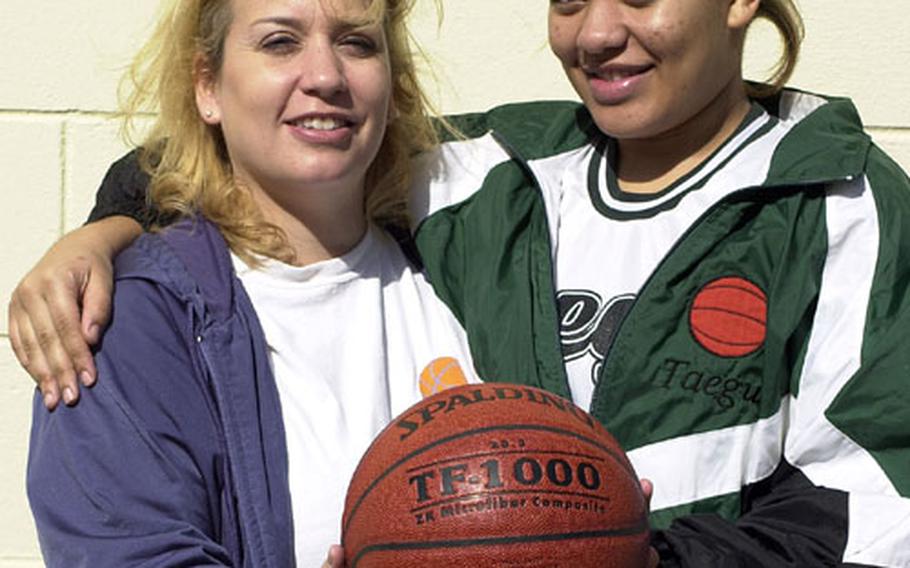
[
  {"xmin": 9, "ymin": 216, "xmax": 141, "ymax": 408},
  {"xmin": 9, "ymin": 148, "xmax": 153, "ymax": 408}
]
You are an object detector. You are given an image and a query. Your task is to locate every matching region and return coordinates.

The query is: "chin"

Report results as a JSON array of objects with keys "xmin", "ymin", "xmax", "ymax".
[
  {"xmin": 285, "ymin": 163, "xmax": 357, "ymax": 185},
  {"xmin": 589, "ymin": 116, "xmax": 652, "ymax": 142},
  {"xmin": 586, "ymin": 102, "xmax": 677, "ymax": 143}
]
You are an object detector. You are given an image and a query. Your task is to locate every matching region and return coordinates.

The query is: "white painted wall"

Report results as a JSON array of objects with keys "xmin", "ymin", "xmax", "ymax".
[{"xmin": 1, "ymin": 1, "xmax": 908, "ymax": 565}]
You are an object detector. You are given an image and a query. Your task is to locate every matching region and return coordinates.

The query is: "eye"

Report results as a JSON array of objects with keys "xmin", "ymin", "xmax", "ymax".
[
  {"xmin": 261, "ymin": 32, "xmax": 299, "ymax": 55},
  {"xmin": 339, "ymin": 31, "xmax": 381, "ymax": 57},
  {"xmin": 549, "ymin": 0, "xmax": 586, "ymax": 14}
]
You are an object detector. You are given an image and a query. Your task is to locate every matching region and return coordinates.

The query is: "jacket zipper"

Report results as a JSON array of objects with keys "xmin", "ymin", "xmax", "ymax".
[{"xmin": 489, "ymin": 129, "xmax": 573, "ymax": 399}]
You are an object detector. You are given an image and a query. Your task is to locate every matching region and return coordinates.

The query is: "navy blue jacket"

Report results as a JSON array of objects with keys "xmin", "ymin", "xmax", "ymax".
[{"xmin": 27, "ymin": 219, "xmax": 296, "ymax": 567}]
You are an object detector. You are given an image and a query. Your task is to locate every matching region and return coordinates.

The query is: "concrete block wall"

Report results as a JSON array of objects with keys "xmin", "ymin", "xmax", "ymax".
[{"xmin": 0, "ymin": 1, "xmax": 907, "ymax": 565}]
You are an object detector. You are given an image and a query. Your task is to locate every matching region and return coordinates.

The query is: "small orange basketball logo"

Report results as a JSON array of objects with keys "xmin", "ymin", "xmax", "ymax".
[
  {"xmin": 689, "ymin": 276, "xmax": 767, "ymax": 358},
  {"xmin": 419, "ymin": 357, "xmax": 468, "ymax": 397}
]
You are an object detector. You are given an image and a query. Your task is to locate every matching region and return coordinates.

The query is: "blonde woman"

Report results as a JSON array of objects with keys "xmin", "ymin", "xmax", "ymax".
[
  {"xmin": 25, "ymin": 0, "xmax": 478, "ymax": 565},
  {"xmin": 15, "ymin": 0, "xmax": 910, "ymax": 565}
]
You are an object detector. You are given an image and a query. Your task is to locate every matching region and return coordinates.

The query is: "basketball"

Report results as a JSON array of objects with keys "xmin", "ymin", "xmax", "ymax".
[
  {"xmin": 689, "ymin": 276, "xmax": 767, "ymax": 358},
  {"xmin": 341, "ymin": 383, "xmax": 650, "ymax": 567}
]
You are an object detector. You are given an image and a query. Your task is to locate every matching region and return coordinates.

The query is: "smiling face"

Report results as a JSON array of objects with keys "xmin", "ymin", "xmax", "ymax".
[
  {"xmin": 548, "ymin": 0, "xmax": 757, "ymax": 143},
  {"xmin": 197, "ymin": 0, "xmax": 393, "ymax": 209}
]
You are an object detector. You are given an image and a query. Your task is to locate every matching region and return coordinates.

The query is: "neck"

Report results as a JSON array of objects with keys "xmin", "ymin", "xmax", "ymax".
[
  {"xmin": 616, "ymin": 81, "xmax": 751, "ymax": 195},
  {"xmin": 250, "ymin": 181, "xmax": 367, "ymax": 267}
]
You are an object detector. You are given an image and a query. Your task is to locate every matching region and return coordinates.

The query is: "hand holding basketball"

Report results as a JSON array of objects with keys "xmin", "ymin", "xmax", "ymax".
[
  {"xmin": 321, "ymin": 545, "xmax": 343, "ymax": 568},
  {"xmin": 640, "ymin": 479, "xmax": 660, "ymax": 568}
]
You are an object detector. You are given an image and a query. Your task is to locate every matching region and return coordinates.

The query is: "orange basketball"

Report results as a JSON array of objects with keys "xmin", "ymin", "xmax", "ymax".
[
  {"xmin": 341, "ymin": 383, "xmax": 650, "ymax": 567},
  {"xmin": 419, "ymin": 357, "xmax": 469, "ymax": 397}
]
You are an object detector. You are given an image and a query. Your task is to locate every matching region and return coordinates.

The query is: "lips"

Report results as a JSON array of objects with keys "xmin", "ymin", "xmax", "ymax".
[
  {"xmin": 285, "ymin": 113, "xmax": 357, "ymax": 145},
  {"xmin": 585, "ymin": 63, "xmax": 654, "ymax": 105}
]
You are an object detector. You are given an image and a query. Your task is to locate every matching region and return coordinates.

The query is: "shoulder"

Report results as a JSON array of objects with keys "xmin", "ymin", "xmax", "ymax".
[
  {"xmin": 412, "ymin": 101, "xmax": 591, "ymax": 226},
  {"xmin": 857, "ymin": 145, "xmax": 910, "ymax": 247},
  {"xmin": 115, "ymin": 217, "xmax": 235, "ymax": 315},
  {"xmin": 864, "ymin": 144, "xmax": 910, "ymax": 193},
  {"xmin": 763, "ymin": 90, "xmax": 871, "ymax": 186},
  {"xmin": 96, "ymin": 249, "xmax": 208, "ymax": 419},
  {"xmin": 753, "ymin": 89, "xmax": 909, "ymax": 209},
  {"xmin": 442, "ymin": 100, "xmax": 593, "ymax": 158},
  {"xmin": 28, "ymin": 227, "xmax": 224, "ymax": 491},
  {"xmin": 92, "ymin": 218, "xmax": 234, "ymax": 424}
]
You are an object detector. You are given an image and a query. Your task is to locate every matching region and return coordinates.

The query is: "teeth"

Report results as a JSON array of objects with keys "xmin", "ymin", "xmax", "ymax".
[
  {"xmin": 296, "ymin": 117, "xmax": 345, "ymax": 130},
  {"xmin": 602, "ymin": 70, "xmax": 636, "ymax": 82}
]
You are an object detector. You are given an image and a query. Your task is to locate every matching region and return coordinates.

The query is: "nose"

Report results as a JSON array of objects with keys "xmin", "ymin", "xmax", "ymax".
[
  {"xmin": 298, "ymin": 40, "xmax": 348, "ymax": 97},
  {"xmin": 576, "ymin": 0, "xmax": 629, "ymax": 65}
]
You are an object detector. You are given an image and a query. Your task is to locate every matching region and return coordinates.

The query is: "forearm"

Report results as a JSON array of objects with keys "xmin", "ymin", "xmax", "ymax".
[
  {"xmin": 650, "ymin": 452, "xmax": 909, "ymax": 567},
  {"xmin": 81, "ymin": 215, "xmax": 143, "ymax": 258}
]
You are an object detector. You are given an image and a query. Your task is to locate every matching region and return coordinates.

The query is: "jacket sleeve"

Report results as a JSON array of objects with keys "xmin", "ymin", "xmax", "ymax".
[
  {"xmin": 652, "ymin": 159, "xmax": 910, "ymax": 567},
  {"xmin": 27, "ymin": 274, "xmax": 232, "ymax": 567},
  {"xmin": 86, "ymin": 150, "xmax": 157, "ymax": 228},
  {"xmin": 651, "ymin": 462, "xmax": 874, "ymax": 567}
]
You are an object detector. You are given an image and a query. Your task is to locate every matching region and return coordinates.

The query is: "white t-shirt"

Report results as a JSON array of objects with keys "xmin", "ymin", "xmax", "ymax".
[{"xmin": 232, "ymin": 225, "xmax": 476, "ymax": 567}]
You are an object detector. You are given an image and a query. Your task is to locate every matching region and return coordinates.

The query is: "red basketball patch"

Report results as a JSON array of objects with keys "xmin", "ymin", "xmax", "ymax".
[{"xmin": 689, "ymin": 276, "xmax": 767, "ymax": 358}]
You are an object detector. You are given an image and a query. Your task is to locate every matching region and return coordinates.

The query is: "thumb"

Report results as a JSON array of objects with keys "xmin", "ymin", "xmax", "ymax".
[
  {"xmin": 325, "ymin": 544, "xmax": 344, "ymax": 568},
  {"xmin": 640, "ymin": 478, "xmax": 654, "ymax": 510},
  {"xmin": 640, "ymin": 478, "xmax": 653, "ymax": 500},
  {"xmin": 81, "ymin": 270, "xmax": 113, "ymax": 346}
]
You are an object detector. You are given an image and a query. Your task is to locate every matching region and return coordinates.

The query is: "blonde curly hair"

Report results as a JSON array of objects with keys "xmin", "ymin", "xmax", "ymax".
[{"xmin": 121, "ymin": 0, "xmax": 438, "ymax": 265}]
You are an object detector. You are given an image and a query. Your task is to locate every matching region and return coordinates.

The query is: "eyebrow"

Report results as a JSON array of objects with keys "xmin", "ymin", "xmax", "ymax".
[
  {"xmin": 249, "ymin": 15, "xmax": 380, "ymax": 32},
  {"xmin": 251, "ymin": 16, "xmax": 303, "ymax": 29}
]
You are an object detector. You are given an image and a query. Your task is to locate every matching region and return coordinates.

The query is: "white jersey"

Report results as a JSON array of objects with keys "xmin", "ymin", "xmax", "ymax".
[
  {"xmin": 233, "ymin": 225, "xmax": 476, "ymax": 567},
  {"xmin": 534, "ymin": 104, "xmax": 787, "ymax": 409}
]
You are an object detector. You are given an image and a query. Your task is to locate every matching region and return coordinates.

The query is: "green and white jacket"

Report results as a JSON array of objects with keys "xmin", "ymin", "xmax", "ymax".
[
  {"xmin": 95, "ymin": 90, "xmax": 909, "ymax": 567},
  {"xmin": 409, "ymin": 90, "xmax": 910, "ymax": 567}
]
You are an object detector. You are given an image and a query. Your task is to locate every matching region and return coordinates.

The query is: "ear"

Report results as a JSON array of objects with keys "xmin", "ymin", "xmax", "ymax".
[
  {"xmin": 727, "ymin": 0, "xmax": 761, "ymax": 30},
  {"xmin": 194, "ymin": 53, "xmax": 222, "ymax": 125}
]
